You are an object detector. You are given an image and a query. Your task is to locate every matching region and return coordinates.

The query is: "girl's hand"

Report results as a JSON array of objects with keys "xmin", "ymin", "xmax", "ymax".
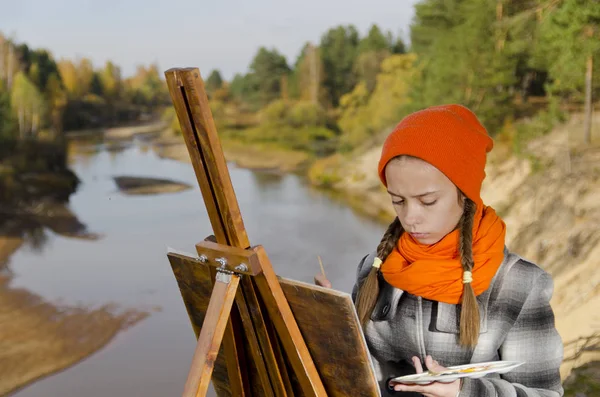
[
  {"xmin": 389, "ymin": 355, "xmax": 462, "ymax": 397},
  {"xmin": 313, "ymin": 274, "xmax": 332, "ymax": 288}
]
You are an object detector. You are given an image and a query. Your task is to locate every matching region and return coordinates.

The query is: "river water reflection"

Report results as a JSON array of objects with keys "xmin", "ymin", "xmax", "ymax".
[{"xmin": 12, "ymin": 138, "xmax": 385, "ymax": 396}]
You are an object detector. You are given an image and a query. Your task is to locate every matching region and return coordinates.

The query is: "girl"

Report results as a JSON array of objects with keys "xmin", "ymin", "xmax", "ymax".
[{"xmin": 316, "ymin": 104, "xmax": 564, "ymax": 396}]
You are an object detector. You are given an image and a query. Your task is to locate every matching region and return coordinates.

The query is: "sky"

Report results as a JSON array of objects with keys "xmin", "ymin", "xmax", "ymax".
[{"xmin": 1, "ymin": 0, "xmax": 420, "ymax": 81}]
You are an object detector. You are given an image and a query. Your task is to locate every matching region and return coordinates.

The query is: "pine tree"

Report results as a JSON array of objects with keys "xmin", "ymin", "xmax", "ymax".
[
  {"xmin": 320, "ymin": 25, "xmax": 360, "ymax": 107},
  {"xmin": 537, "ymin": 0, "xmax": 600, "ymax": 143}
]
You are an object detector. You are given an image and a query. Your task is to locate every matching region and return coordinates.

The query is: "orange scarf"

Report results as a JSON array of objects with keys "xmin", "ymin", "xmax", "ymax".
[{"xmin": 380, "ymin": 205, "xmax": 506, "ymax": 304}]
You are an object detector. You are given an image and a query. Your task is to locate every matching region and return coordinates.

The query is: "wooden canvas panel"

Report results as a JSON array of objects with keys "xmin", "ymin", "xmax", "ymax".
[
  {"xmin": 279, "ymin": 279, "xmax": 380, "ymax": 397},
  {"xmin": 168, "ymin": 253, "xmax": 265, "ymax": 396},
  {"xmin": 167, "ymin": 252, "xmax": 380, "ymax": 397}
]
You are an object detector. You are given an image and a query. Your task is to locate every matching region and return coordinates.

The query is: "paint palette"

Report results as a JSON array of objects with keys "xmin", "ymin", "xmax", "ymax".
[{"xmin": 390, "ymin": 360, "xmax": 525, "ymax": 385}]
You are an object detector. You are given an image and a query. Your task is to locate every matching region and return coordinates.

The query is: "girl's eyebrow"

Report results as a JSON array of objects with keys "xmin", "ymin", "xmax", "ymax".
[{"xmin": 387, "ymin": 190, "xmax": 439, "ymax": 198}]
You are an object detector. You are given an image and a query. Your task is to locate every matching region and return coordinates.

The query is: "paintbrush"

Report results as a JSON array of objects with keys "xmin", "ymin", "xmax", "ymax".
[{"xmin": 317, "ymin": 255, "xmax": 326, "ymax": 278}]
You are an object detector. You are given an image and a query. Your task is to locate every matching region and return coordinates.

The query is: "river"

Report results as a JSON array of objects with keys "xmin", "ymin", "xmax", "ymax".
[{"xmin": 10, "ymin": 136, "xmax": 386, "ymax": 396}]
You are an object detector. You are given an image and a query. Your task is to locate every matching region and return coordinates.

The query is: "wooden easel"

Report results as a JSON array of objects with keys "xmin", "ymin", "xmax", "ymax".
[{"xmin": 164, "ymin": 68, "xmax": 328, "ymax": 397}]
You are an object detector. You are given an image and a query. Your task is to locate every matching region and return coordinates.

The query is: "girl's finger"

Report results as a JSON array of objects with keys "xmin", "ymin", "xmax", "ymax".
[
  {"xmin": 313, "ymin": 274, "xmax": 332, "ymax": 288},
  {"xmin": 425, "ymin": 355, "xmax": 446, "ymax": 371},
  {"xmin": 412, "ymin": 356, "xmax": 424, "ymax": 373},
  {"xmin": 425, "ymin": 355, "xmax": 434, "ymax": 369}
]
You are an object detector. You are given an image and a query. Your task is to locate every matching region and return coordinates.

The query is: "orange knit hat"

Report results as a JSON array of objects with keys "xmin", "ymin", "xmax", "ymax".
[{"xmin": 378, "ymin": 104, "xmax": 494, "ymax": 207}]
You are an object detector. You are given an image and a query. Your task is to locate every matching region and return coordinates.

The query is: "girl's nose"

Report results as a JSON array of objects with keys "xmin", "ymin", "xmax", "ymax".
[{"xmin": 403, "ymin": 203, "xmax": 422, "ymax": 227}]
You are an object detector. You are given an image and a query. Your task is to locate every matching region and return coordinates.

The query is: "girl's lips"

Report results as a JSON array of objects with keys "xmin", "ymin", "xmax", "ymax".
[{"xmin": 410, "ymin": 233, "xmax": 428, "ymax": 238}]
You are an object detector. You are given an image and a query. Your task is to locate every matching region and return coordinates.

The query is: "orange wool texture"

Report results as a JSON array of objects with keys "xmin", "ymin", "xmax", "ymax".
[
  {"xmin": 378, "ymin": 104, "xmax": 494, "ymax": 208},
  {"xmin": 380, "ymin": 205, "xmax": 506, "ymax": 304}
]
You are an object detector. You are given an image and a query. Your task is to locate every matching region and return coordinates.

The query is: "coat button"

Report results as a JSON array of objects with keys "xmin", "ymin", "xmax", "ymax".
[{"xmin": 381, "ymin": 303, "xmax": 390, "ymax": 316}]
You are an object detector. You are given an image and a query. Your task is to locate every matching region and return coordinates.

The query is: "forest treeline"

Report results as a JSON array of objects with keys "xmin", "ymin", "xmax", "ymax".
[{"xmin": 1, "ymin": 0, "xmax": 598, "ymax": 154}]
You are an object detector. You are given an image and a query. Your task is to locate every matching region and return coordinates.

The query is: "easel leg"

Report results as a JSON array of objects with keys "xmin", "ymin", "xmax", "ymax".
[
  {"xmin": 210, "ymin": 266, "xmax": 249, "ymax": 397},
  {"xmin": 252, "ymin": 246, "xmax": 327, "ymax": 397},
  {"xmin": 223, "ymin": 307, "xmax": 250, "ymax": 396},
  {"xmin": 182, "ymin": 274, "xmax": 240, "ymax": 397}
]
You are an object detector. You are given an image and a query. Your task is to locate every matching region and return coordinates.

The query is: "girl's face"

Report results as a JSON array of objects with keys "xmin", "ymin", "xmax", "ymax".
[{"xmin": 384, "ymin": 156, "xmax": 464, "ymax": 245}]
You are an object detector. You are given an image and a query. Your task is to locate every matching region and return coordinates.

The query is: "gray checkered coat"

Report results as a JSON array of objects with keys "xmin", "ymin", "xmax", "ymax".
[{"xmin": 352, "ymin": 248, "xmax": 564, "ymax": 396}]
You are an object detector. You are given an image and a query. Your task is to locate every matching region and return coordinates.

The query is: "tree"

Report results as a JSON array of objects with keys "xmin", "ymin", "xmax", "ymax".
[
  {"xmin": 11, "ymin": 71, "xmax": 45, "ymax": 139},
  {"xmin": 353, "ymin": 25, "xmax": 395, "ymax": 94},
  {"xmin": 77, "ymin": 58, "xmax": 94, "ymax": 97},
  {"xmin": 0, "ymin": 85, "xmax": 16, "ymax": 139},
  {"xmin": 16, "ymin": 43, "xmax": 32, "ymax": 72},
  {"xmin": 410, "ymin": 0, "xmax": 463, "ymax": 55},
  {"xmin": 90, "ymin": 72, "xmax": 103, "ymax": 96},
  {"xmin": 229, "ymin": 74, "xmax": 248, "ymax": 98},
  {"xmin": 292, "ymin": 43, "xmax": 326, "ymax": 105},
  {"xmin": 16, "ymin": 46, "xmax": 60, "ymax": 94},
  {"xmin": 320, "ymin": 25, "xmax": 360, "ymax": 107},
  {"xmin": 389, "ymin": 34, "xmax": 407, "ymax": 54},
  {"xmin": 100, "ymin": 61, "xmax": 122, "ymax": 100},
  {"xmin": 537, "ymin": 0, "xmax": 600, "ymax": 143},
  {"xmin": 205, "ymin": 70, "xmax": 224, "ymax": 93},
  {"xmin": 247, "ymin": 47, "xmax": 290, "ymax": 106},
  {"xmin": 338, "ymin": 53, "xmax": 417, "ymax": 150},
  {"xmin": 358, "ymin": 24, "xmax": 389, "ymax": 54},
  {"xmin": 45, "ymin": 73, "xmax": 67, "ymax": 136},
  {"xmin": 353, "ymin": 50, "xmax": 390, "ymax": 94},
  {"xmin": 408, "ymin": 0, "xmax": 520, "ymax": 132},
  {"xmin": 57, "ymin": 60, "xmax": 78, "ymax": 98},
  {"xmin": 126, "ymin": 63, "xmax": 169, "ymax": 110},
  {"xmin": 0, "ymin": 34, "xmax": 19, "ymax": 90},
  {"xmin": 499, "ymin": 1, "xmax": 550, "ymax": 102}
]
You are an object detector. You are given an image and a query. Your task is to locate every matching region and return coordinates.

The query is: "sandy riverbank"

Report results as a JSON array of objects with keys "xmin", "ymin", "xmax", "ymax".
[
  {"xmin": 152, "ymin": 134, "xmax": 311, "ymax": 173},
  {"xmin": 0, "ymin": 281, "xmax": 147, "ymax": 396},
  {"xmin": 0, "ymin": 201, "xmax": 148, "ymax": 397},
  {"xmin": 65, "ymin": 121, "xmax": 168, "ymax": 141}
]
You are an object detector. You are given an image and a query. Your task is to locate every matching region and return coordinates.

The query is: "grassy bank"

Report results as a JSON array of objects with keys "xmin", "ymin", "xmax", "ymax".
[{"xmin": 222, "ymin": 139, "xmax": 312, "ymax": 173}]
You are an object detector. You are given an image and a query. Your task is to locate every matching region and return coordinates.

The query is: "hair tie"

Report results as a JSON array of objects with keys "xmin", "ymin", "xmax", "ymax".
[
  {"xmin": 372, "ymin": 257, "xmax": 382, "ymax": 269},
  {"xmin": 462, "ymin": 271, "xmax": 473, "ymax": 284}
]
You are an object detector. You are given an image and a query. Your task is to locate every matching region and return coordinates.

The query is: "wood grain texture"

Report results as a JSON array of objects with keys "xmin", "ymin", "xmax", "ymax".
[
  {"xmin": 241, "ymin": 277, "xmax": 289, "ymax": 397},
  {"xmin": 164, "ymin": 68, "xmax": 249, "ymax": 249},
  {"xmin": 164, "ymin": 70, "xmax": 229, "ymax": 245},
  {"xmin": 168, "ymin": 252, "xmax": 379, "ymax": 396},
  {"xmin": 251, "ymin": 246, "xmax": 327, "ymax": 397},
  {"xmin": 222, "ymin": 305, "xmax": 248, "ymax": 396},
  {"xmin": 168, "ymin": 253, "xmax": 264, "ymax": 396},
  {"xmin": 182, "ymin": 275, "xmax": 240, "ymax": 397},
  {"xmin": 279, "ymin": 279, "xmax": 379, "ymax": 397},
  {"xmin": 234, "ymin": 282, "xmax": 275, "ymax": 396},
  {"xmin": 210, "ymin": 268, "xmax": 248, "ymax": 397},
  {"xmin": 267, "ymin": 318, "xmax": 296, "ymax": 397}
]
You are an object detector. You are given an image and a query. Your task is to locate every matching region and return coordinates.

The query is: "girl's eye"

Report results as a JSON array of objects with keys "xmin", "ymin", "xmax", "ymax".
[
  {"xmin": 392, "ymin": 200, "xmax": 404, "ymax": 206},
  {"xmin": 423, "ymin": 201, "xmax": 437, "ymax": 206}
]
